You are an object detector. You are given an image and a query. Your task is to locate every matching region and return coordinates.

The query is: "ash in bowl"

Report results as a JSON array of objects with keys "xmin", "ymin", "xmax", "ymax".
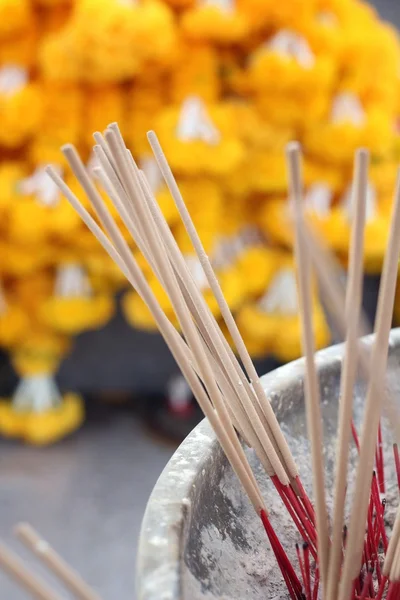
[{"xmin": 181, "ymin": 342, "xmax": 400, "ymax": 600}]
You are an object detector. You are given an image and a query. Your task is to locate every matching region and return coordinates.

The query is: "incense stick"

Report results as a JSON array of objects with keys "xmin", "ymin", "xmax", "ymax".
[
  {"xmin": 287, "ymin": 142, "xmax": 329, "ymax": 589},
  {"xmin": 96, "ymin": 129, "xmax": 275, "ymax": 495},
  {"xmin": 101, "ymin": 126, "xmax": 291, "ymax": 484},
  {"xmin": 384, "ymin": 507, "xmax": 400, "ymax": 576},
  {"xmin": 299, "ymin": 221, "xmax": 400, "ymax": 445},
  {"xmin": 15, "ymin": 524, "xmax": 102, "ymax": 600},
  {"xmin": 136, "ymin": 170, "xmax": 290, "ymax": 483},
  {"xmin": 46, "ymin": 165, "xmax": 264, "ymax": 512},
  {"xmin": 325, "ymin": 149, "xmax": 368, "ymax": 600},
  {"xmin": 339, "ymin": 169, "xmax": 400, "ymax": 600},
  {"xmin": 0, "ymin": 541, "xmax": 63, "ymax": 600},
  {"xmin": 147, "ymin": 130, "xmax": 299, "ymax": 480}
]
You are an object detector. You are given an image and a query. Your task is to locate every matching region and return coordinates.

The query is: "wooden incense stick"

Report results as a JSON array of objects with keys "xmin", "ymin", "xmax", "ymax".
[
  {"xmin": 51, "ymin": 133, "xmax": 311, "ymax": 597},
  {"xmin": 325, "ymin": 149, "xmax": 368, "ymax": 600},
  {"xmin": 49, "ymin": 153, "xmax": 265, "ymax": 514},
  {"xmin": 339, "ymin": 169, "xmax": 400, "ymax": 600},
  {"xmin": 49, "ymin": 158, "xmax": 269, "ymax": 483},
  {"xmin": 298, "ymin": 219, "xmax": 400, "ymax": 447},
  {"xmin": 99, "ymin": 126, "xmax": 289, "ymax": 483},
  {"xmin": 287, "ymin": 142, "xmax": 329, "ymax": 589},
  {"xmin": 15, "ymin": 524, "xmax": 102, "ymax": 600},
  {"xmin": 298, "ymin": 225, "xmax": 370, "ymax": 339},
  {"xmin": 136, "ymin": 168, "xmax": 290, "ymax": 482},
  {"xmin": 146, "ymin": 129, "xmax": 298, "ymax": 480},
  {"xmin": 0, "ymin": 541, "xmax": 63, "ymax": 600},
  {"xmin": 95, "ymin": 129, "xmax": 274, "ymax": 494},
  {"xmin": 384, "ymin": 507, "xmax": 400, "ymax": 577}
]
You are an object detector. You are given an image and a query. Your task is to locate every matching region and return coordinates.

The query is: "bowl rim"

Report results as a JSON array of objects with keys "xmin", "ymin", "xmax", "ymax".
[{"xmin": 136, "ymin": 328, "xmax": 400, "ymax": 600}]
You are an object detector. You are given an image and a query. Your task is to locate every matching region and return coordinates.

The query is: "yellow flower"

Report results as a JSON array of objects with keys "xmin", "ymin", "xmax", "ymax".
[
  {"xmin": 369, "ymin": 158, "xmax": 399, "ymax": 198},
  {"xmin": 258, "ymin": 162, "xmax": 344, "ymax": 248},
  {"xmin": 122, "ymin": 281, "xmax": 173, "ymax": 332},
  {"xmin": 237, "ymin": 0, "xmax": 316, "ymax": 31},
  {"xmin": 11, "ymin": 330, "xmax": 70, "ymax": 376},
  {"xmin": 8, "ymin": 165, "xmax": 81, "ymax": 245},
  {"xmin": 9, "ymin": 272, "xmax": 53, "ymax": 318},
  {"xmin": 236, "ymin": 263, "xmax": 330, "ymax": 362},
  {"xmin": 39, "ymin": 263, "xmax": 115, "ymax": 335},
  {"xmin": 83, "ymin": 84, "xmax": 126, "ymax": 146},
  {"xmin": 16, "ymin": 392, "xmax": 84, "ymax": 446},
  {"xmin": 125, "ymin": 0, "xmax": 179, "ymax": 69},
  {"xmin": 170, "ymin": 41, "xmax": 221, "ymax": 104},
  {"xmin": 0, "ymin": 287, "xmax": 29, "ymax": 349},
  {"xmin": 39, "ymin": 0, "xmax": 141, "ymax": 82},
  {"xmin": 304, "ymin": 97, "xmax": 394, "ymax": 166},
  {"xmin": 84, "ymin": 251, "xmax": 128, "ymax": 291},
  {"xmin": 0, "ymin": 161, "xmax": 27, "ymax": 219},
  {"xmin": 35, "ymin": 0, "xmax": 73, "ymax": 7},
  {"xmin": 181, "ymin": 2, "xmax": 250, "ymax": 45},
  {"xmin": 303, "ymin": 160, "xmax": 345, "ymax": 190},
  {"xmin": 29, "ymin": 83, "xmax": 84, "ymax": 163},
  {"xmin": 0, "ymin": 376, "xmax": 84, "ymax": 446},
  {"xmin": 247, "ymin": 152, "xmax": 290, "ymax": 195},
  {"xmin": 164, "ymin": 0, "xmax": 194, "ymax": 6},
  {"xmin": 295, "ymin": 11, "xmax": 345, "ymax": 60},
  {"xmin": 342, "ymin": 15, "xmax": 399, "ymax": 76},
  {"xmin": 0, "ymin": 0, "xmax": 33, "ymax": 41},
  {"xmin": 339, "ymin": 22, "xmax": 400, "ymax": 115},
  {"xmin": 155, "ymin": 98, "xmax": 244, "ymax": 177},
  {"xmin": 0, "ymin": 240, "xmax": 53, "ymax": 277},
  {"xmin": 220, "ymin": 106, "xmax": 295, "ymax": 195},
  {"xmin": 0, "ymin": 27, "xmax": 38, "ymax": 69},
  {"xmin": 125, "ymin": 77, "xmax": 165, "ymax": 154},
  {"xmin": 229, "ymin": 103, "xmax": 295, "ymax": 150},
  {"xmin": 315, "ymin": 183, "xmax": 392, "ymax": 274},
  {"xmin": 0, "ymin": 67, "xmax": 42, "ymax": 148},
  {"xmin": 247, "ymin": 30, "xmax": 336, "ymax": 100},
  {"xmin": 39, "ymin": 0, "xmax": 178, "ymax": 83},
  {"xmin": 258, "ymin": 197, "xmax": 293, "ymax": 248},
  {"xmin": 235, "ymin": 247, "xmax": 284, "ymax": 298},
  {"xmin": 261, "ymin": 179, "xmax": 392, "ymax": 274},
  {"xmin": 38, "ymin": 29, "xmax": 81, "ymax": 82},
  {"xmin": 255, "ymin": 91, "xmax": 330, "ymax": 128}
]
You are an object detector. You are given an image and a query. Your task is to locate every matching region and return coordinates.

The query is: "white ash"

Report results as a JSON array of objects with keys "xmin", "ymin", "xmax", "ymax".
[{"xmin": 184, "ymin": 388, "xmax": 400, "ymax": 600}]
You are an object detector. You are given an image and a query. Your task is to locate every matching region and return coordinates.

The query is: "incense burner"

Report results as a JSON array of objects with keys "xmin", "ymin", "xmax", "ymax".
[{"xmin": 137, "ymin": 329, "xmax": 400, "ymax": 600}]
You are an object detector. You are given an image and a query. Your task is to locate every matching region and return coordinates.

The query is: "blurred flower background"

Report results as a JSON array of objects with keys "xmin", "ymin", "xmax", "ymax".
[
  {"xmin": 0, "ymin": 0, "xmax": 400, "ymax": 445},
  {"xmin": 0, "ymin": 1, "xmax": 400, "ymax": 598}
]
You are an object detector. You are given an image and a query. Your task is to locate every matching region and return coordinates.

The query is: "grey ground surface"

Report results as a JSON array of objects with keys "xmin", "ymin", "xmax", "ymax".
[
  {"xmin": 0, "ymin": 415, "xmax": 175, "ymax": 599},
  {"xmin": 1, "ymin": 1, "xmax": 399, "ymax": 598}
]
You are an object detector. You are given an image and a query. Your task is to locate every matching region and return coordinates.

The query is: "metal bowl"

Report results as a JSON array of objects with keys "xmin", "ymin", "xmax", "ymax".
[{"xmin": 137, "ymin": 330, "xmax": 400, "ymax": 600}]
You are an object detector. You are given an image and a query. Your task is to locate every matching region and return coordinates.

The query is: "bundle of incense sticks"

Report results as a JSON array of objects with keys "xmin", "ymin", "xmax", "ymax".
[{"xmin": 2, "ymin": 122, "xmax": 400, "ymax": 600}]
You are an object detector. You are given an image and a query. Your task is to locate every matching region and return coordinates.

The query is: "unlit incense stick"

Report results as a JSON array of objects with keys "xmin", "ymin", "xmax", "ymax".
[
  {"xmin": 15, "ymin": 524, "xmax": 101, "ymax": 600},
  {"xmin": 325, "ymin": 149, "xmax": 368, "ymax": 600},
  {"xmin": 287, "ymin": 142, "xmax": 329, "ymax": 589}
]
